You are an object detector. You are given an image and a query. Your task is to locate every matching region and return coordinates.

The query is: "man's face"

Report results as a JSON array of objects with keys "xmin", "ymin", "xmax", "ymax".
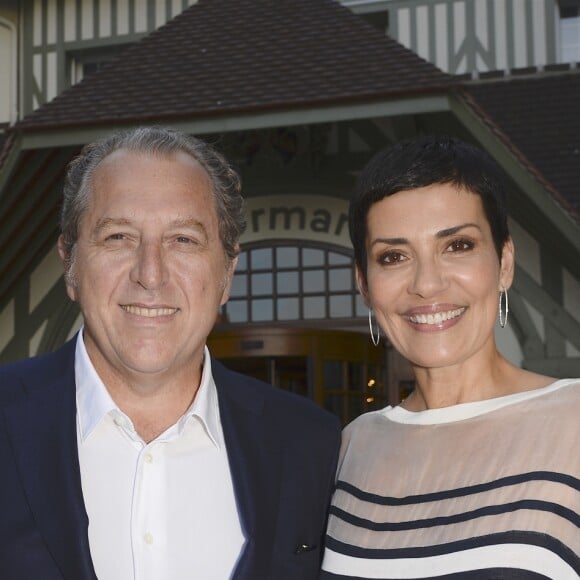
[{"xmin": 59, "ymin": 149, "xmax": 236, "ymax": 387}]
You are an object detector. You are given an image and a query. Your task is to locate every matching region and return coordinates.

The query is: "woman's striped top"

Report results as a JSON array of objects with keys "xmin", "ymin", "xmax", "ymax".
[{"xmin": 321, "ymin": 379, "xmax": 580, "ymax": 579}]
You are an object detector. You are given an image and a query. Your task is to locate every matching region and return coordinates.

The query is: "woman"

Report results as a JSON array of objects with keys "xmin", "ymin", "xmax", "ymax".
[{"xmin": 321, "ymin": 136, "xmax": 579, "ymax": 578}]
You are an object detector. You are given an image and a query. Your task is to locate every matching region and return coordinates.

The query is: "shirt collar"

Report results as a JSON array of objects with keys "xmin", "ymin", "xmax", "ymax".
[{"xmin": 74, "ymin": 329, "xmax": 222, "ymax": 447}]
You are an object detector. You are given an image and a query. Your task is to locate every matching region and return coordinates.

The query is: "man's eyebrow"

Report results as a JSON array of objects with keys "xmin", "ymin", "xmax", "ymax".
[
  {"xmin": 93, "ymin": 217, "xmax": 132, "ymax": 234},
  {"xmin": 436, "ymin": 223, "xmax": 481, "ymax": 238},
  {"xmin": 171, "ymin": 217, "xmax": 207, "ymax": 231}
]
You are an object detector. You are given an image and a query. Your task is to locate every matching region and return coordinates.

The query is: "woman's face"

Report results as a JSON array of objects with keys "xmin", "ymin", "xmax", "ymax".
[{"xmin": 359, "ymin": 183, "xmax": 514, "ymax": 370}]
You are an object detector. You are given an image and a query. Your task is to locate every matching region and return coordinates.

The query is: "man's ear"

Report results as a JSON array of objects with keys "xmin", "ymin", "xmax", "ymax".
[
  {"xmin": 355, "ymin": 264, "xmax": 370, "ymax": 307},
  {"xmin": 499, "ymin": 237, "xmax": 515, "ymax": 292},
  {"xmin": 57, "ymin": 235, "xmax": 78, "ymax": 302}
]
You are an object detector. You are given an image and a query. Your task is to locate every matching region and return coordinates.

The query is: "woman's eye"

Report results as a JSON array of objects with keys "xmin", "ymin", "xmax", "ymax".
[
  {"xmin": 380, "ymin": 251, "xmax": 406, "ymax": 265},
  {"xmin": 447, "ymin": 239, "xmax": 474, "ymax": 252}
]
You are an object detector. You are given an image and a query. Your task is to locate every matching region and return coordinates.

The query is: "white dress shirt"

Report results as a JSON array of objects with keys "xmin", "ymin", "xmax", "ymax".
[{"xmin": 75, "ymin": 332, "xmax": 245, "ymax": 580}]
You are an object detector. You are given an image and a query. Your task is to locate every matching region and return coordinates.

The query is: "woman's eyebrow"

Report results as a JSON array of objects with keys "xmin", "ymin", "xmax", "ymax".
[{"xmin": 436, "ymin": 223, "xmax": 481, "ymax": 238}]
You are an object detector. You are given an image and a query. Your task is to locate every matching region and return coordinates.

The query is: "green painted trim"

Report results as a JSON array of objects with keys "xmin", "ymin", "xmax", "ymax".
[
  {"xmin": 56, "ymin": 0, "xmax": 66, "ymax": 94},
  {"xmin": 514, "ymin": 264, "xmax": 580, "ymax": 351},
  {"xmin": 20, "ymin": 94, "xmax": 452, "ymax": 149},
  {"xmin": 540, "ymin": 248, "xmax": 566, "ymax": 357},
  {"xmin": 525, "ymin": 0, "xmax": 534, "ymax": 66},
  {"xmin": 0, "ymin": 133, "xmax": 23, "ymax": 198},
  {"xmin": 111, "ymin": 0, "xmax": 117, "ymax": 36},
  {"xmin": 22, "ymin": 0, "xmax": 34, "ymax": 115},
  {"xmin": 94, "ymin": 0, "xmax": 100, "ymax": 39},
  {"xmin": 128, "ymin": 0, "xmax": 135, "ymax": 35},
  {"xmin": 505, "ymin": 0, "xmax": 515, "ymax": 70},
  {"xmin": 465, "ymin": 0, "xmax": 475, "ymax": 72},
  {"xmin": 508, "ymin": 288, "xmax": 544, "ymax": 359},
  {"xmin": 523, "ymin": 357, "xmax": 580, "ymax": 377},
  {"xmin": 544, "ymin": 0, "xmax": 557, "ymax": 63},
  {"xmin": 487, "ymin": 0, "xmax": 497, "ymax": 68}
]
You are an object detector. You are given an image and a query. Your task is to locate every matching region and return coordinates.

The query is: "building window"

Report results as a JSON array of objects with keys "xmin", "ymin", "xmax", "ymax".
[
  {"xmin": 68, "ymin": 43, "xmax": 133, "ymax": 86},
  {"xmin": 222, "ymin": 243, "xmax": 366, "ymax": 323},
  {"xmin": 560, "ymin": 6, "xmax": 580, "ymax": 63}
]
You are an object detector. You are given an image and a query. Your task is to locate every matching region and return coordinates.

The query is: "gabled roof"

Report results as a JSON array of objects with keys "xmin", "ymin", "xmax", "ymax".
[
  {"xmin": 463, "ymin": 67, "xmax": 580, "ymax": 220},
  {"xmin": 18, "ymin": 0, "xmax": 452, "ymax": 131}
]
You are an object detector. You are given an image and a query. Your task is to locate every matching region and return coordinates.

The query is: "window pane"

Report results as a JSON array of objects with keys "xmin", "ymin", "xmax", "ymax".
[
  {"xmin": 302, "ymin": 248, "xmax": 324, "ymax": 266},
  {"xmin": 276, "ymin": 247, "xmax": 299, "ymax": 268},
  {"xmin": 251, "ymin": 273, "xmax": 273, "ymax": 296},
  {"xmin": 303, "ymin": 296, "xmax": 325, "ymax": 319},
  {"xmin": 302, "ymin": 270, "xmax": 325, "ymax": 293},
  {"xmin": 330, "ymin": 294, "xmax": 352, "ymax": 318},
  {"xmin": 328, "ymin": 252, "xmax": 351, "ymax": 265},
  {"xmin": 251, "ymin": 299, "xmax": 273, "ymax": 321},
  {"xmin": 329, "ymin": 268, "xmax": 352, "ymax": 292},
  {"xmin": 355, "ymin": 294, "xmax": 367, "ymax": 317},
  {"xmin": 230, "ymin": 274, "xmax": 247, "ymax": 297},
  {"xmin": 226, "ymin": 300, "xmax": 248, "ymax": 323},
  {"xmin": 278, "ymin": 298, "xmax": 299, "ymax": 320},
  {"xmin": 236, "ymin": 251, "xmax": 248, "ymax": 270},
  {"xmin": 277, "ymin": 271, "xmax": 299, "ymax": 294},
  {"xmin": 251, "ymin": 248, "xmax": 272, "ymax": 269}
]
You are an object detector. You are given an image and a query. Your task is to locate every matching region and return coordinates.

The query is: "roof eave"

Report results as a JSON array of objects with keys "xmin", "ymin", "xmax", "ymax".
[{"xmin": 19, "ymin": 90, "xmax": 453, "ymax": 150}]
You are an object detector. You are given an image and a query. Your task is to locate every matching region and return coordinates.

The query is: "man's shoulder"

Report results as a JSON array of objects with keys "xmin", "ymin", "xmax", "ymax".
[{"xmin": 0, "ymin": 340, "xmax": 76, "ymax": 405}]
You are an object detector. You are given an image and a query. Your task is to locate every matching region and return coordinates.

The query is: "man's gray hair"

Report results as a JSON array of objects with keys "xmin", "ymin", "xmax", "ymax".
[{"xmin": 60, "ymin": 126, "xmax": 246, "ymax": 266}]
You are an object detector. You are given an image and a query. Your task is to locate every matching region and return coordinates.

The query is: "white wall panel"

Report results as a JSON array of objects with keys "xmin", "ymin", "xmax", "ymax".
[
  {"xmin": 64, "ymin": 0, "xmax": 76, "ymax": 42},
  {"xmin": 513, "ymin": 0, "xmax": 527, "ymax": 67},
  {"xmin": 117, "ymin": 0, "xmax": 130, "ymax": 35},
  {"xmin": 397, "ymin": 7, "xmax": 411, "ymax": 48},
  {"xmin": 416, "ymin": 5, "xmax": 429, "ymax": 60},
  {"xmin": 100, "ymin": 0, "xmax": 112, "ymax": 37},
  {"xmin": 46, "ymin": 51, "xmax": 57, "ymax": 101},
  {"xmin": 47, "ymin": 0, "xmax": 57, "ymax": 44},
  {"xmin": 494, "ymin": 0, "xmax": 508, "ymax": 69},
  {"xmin": 435, "ymin": 3, "xmax": 449, "ymax": 71},
  {"xmin": 81, "ymin": 0, "xmax": 94, "ymax": 39},
  {"xmin": 33, "ymin": 0, "xmax": 42, "ymax": 46}
]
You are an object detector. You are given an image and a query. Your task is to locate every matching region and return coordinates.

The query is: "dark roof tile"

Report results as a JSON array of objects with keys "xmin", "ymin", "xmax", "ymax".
[
  {"xmin": 464, "ymin": 71, "xmax": 580, "ymax": 220},
  {"xmin": 19, "ymin": 0, "xmax": 451, "ymax": 130}
]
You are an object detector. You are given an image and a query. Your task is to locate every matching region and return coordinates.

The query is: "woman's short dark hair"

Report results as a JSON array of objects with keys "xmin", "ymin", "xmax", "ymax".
[{"xmin": 350, "ymin": 135, "xmax": 510, "ymax": 284}]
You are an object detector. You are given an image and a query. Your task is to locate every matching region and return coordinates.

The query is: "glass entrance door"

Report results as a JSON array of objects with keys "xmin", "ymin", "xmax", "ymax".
[{"xmin": 208, "ymin": 327, "xmax": 393, "ymax": 424}]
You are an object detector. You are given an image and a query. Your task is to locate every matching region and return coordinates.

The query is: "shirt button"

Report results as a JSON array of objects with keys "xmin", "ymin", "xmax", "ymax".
[
  {"xmin": 144, "ymin": 453, "xmax": 153, "ymax": 463},
  {"xmin": 144, "ymin": 532, "xmax": 154, "ymax": 545}
]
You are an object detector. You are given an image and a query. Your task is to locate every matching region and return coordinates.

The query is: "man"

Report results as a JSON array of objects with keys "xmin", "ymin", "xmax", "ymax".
[{"xmin": 0, "ymin": 127, "xmax": 341, "ymax": 579}]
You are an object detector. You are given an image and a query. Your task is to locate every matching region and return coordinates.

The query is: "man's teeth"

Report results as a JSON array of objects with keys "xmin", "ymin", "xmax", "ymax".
[
  {"xmin": 409, "ymin": 308, "xmax": 465, "ymax": 325},
  {"xmin": 122, "ymin": 305, "xmax": 177, "ymax": 317}
]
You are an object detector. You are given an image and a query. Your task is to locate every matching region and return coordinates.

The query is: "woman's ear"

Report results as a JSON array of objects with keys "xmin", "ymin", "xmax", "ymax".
[
  {"xmin": 355, "ymin": 264, "xmax": 370, "ymax": 307},
  {"xmin": 499, "ymin": 237, "xmax": 515, "ymax": 291}
]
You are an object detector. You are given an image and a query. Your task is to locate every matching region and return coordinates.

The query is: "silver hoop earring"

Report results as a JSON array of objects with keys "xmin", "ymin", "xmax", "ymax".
[
  {"xmin": 498, "ymin": 289, "xmax": 509, "ymax": 328},
  {"xmin": 368, "ymin": 309, "xmax": 380, "ymax": 346}
]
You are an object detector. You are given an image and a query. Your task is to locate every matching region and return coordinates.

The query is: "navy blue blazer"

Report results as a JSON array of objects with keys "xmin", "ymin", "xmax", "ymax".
[{"xmin": 0, "ymin": 338, "xmax": 341, "ymax": 579}]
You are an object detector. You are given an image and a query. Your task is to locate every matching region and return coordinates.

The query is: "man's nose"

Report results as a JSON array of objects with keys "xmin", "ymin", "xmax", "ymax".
[{"xmin": 130, "ymin": 241, "xmax": 167, "ymax": 290}]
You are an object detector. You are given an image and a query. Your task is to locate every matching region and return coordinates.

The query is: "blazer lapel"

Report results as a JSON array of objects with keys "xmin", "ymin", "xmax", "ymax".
[
  {"xmin": 3, "ymin": 343, "xmax": 96, "ymax": 580},
  {"xmin": 213, "ymin": 359, "xmax": 284, "ymax": 579}
]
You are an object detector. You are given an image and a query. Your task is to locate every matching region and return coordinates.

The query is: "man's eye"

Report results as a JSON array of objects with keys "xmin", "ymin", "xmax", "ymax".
[
  {"xmin": 106, "ymin": 233, "xmax": 126, "ymax": 241},
  {"xmin": 176, "ymin": 236, "xmax": 195, "ymax": 244},
  {"xmin": 447, "ymin": 239, "xmax": 474, "ymax": 252}
]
